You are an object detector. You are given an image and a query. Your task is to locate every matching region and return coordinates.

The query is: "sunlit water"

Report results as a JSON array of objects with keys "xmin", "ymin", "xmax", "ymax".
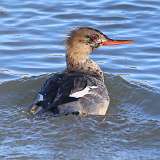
[{"xmin": 0, "ymin": 0, "xmax": 160, "ymax": 159}]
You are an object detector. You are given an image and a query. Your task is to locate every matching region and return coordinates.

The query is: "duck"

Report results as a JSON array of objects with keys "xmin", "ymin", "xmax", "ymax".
[{"xmin": 29, "ymin": 27, "xmax": 133, "ymax": 116}]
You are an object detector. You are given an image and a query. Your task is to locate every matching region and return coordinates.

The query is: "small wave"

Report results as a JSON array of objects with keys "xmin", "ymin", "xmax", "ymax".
[
  {"xmin": 105, "ymin": 74, "xmax": 160, "ymax": 120},
  {"xmin": 0, "ymin": 74, "xmax": 160, "ymax": 121}
]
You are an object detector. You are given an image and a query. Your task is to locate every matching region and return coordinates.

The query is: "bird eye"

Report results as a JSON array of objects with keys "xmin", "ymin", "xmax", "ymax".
[
  {"xmin": 84, "ymin": 34, "xmax": 100, "ymax": 48},
  {"xmin": 91, "ymin": 34, "xmax": 99, "ymax": 40},
  {"xmin": 85, "ymin": 34, "xmax": 99, "ymax": 43}
]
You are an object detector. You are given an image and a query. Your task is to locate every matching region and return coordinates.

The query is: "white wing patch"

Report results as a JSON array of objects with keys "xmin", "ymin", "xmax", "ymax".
[
  {"xmin": 69, "ymin": 86, "xmax": 97, "ymax": 98},
  {"xmin": 38, "ymin": 94, "xmax": 43, "ymax": 101}
]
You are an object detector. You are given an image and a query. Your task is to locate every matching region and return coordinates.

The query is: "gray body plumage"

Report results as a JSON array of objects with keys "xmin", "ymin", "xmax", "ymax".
[{"xmin": 32, "ymin": 71, "xmax": 109, "ymax": 116}]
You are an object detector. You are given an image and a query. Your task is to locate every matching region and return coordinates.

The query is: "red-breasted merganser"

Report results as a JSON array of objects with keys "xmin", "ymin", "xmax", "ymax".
[{"xmin": 29, "ymin": 27, "xmax": 133, "ymax": 116}]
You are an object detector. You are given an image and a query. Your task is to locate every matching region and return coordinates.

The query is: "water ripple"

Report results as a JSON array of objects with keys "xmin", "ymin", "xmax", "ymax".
[{"xmin": 0, "ymin": 0, "xmax": 160, "ymax": 159}]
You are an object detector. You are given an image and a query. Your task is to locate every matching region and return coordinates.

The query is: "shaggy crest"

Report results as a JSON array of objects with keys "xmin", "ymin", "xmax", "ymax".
[{"xmin": 66, "ymin": 27, "xmax": 107, "ymax": 48}]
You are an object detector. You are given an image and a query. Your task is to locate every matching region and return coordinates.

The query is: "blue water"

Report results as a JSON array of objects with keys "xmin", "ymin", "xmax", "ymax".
[{"xmin": 0, "ymin": 0, "xmax": 160, "ymax": 160}]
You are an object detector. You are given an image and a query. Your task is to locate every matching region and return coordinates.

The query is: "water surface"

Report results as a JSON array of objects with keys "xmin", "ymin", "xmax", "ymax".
[{"xmin": 0, "ymin": 0, "xmax": 160, "ymax": 159}]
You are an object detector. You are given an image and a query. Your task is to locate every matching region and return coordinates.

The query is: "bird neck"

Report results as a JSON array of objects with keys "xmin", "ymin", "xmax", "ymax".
[{"xmin": 66, "ymin": 50, "xmax": 104, "ymax": 81}]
